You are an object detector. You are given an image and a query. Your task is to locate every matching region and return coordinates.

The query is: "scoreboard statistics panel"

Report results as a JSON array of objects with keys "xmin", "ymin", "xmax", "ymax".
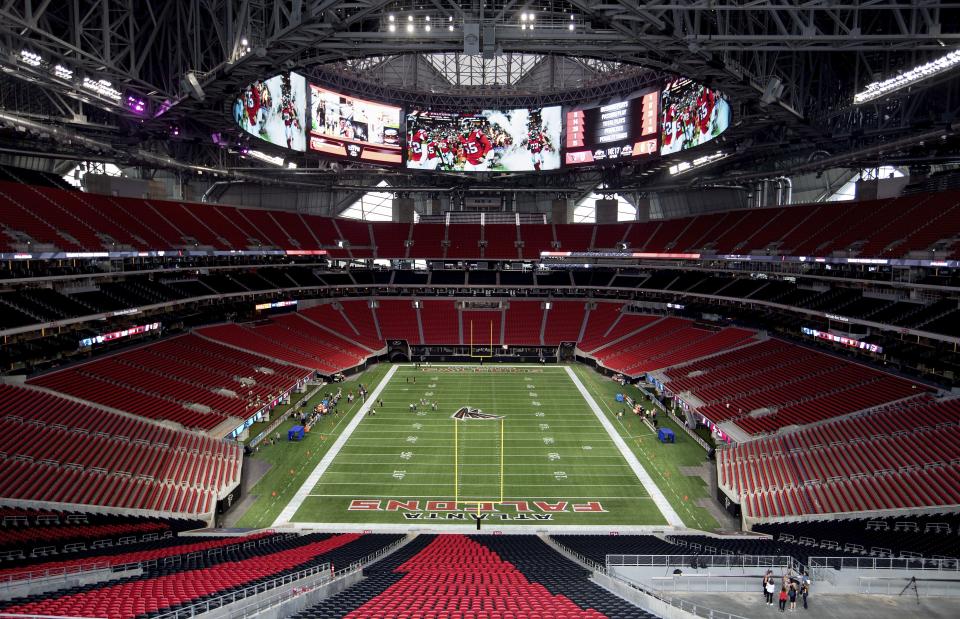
[{"xmin": 563, "ymin": 90, "xmax": 659, "ymax": 166}]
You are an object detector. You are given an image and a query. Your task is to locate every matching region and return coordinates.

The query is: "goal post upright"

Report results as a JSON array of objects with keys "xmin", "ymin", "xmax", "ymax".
[
  {"xmin": 468, "ymin": 319, "xmax": 494, "ymax": 359},
  {"xmin": 452, "ymin": 414, "xmax": 505, "ymax": 508}
]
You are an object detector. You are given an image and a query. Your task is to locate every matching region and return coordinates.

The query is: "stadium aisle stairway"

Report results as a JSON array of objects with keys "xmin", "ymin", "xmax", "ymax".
[
  {"xmin": 0, "ymin": 533, "xmax": 401, "ymax": 619},
  {"xmin": 472, "ymin": 535, "xmax": 652, "ymax": 619},
  {"xmin": 292, "ymin": 534, "xmax": 437, "ymax": 619},
  {"xmin": 294, "ymin": 534, "xmax": 654, "ymax": 619}
]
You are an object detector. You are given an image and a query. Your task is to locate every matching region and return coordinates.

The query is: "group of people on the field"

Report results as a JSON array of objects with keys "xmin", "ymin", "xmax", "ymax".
[{"xmin": 409, "ymin": 398, "xmax": 439, "ymax": 412}]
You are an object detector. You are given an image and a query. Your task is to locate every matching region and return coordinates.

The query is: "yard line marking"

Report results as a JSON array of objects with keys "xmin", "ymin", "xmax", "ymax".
[
  {"xmin": 564, "ymin": 365, "xmax": 684, "ymax": 527},
  {"xmin": 273, "ymin": 364, "xmax": 399, "ymax": 526},
  {"xmin": 309, "ymin": 482, "xmax": 644, "ymax": 488},
  {"xmin": 305, "ymin": 494, "xmax": 654, "ymax": 499}
]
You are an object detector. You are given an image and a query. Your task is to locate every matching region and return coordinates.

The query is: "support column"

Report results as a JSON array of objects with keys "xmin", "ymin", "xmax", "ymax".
[
  {"xmin": 594, "ymin": 198, "xmax": 618, "ymax": 225},
  {"xmin": 392, "ymin": 197, "xmax": 415, "ymax": 223},
  {"xmin": 426, "ymin": 198, "xmax": 443, "ymax": 217},
  {"xmin": 635, "ymin": 197, "xmax": 651, "ymax": 222},
  {"xmin": 551, "ymin": 198, "xmax": 571, "ymax": 224}
]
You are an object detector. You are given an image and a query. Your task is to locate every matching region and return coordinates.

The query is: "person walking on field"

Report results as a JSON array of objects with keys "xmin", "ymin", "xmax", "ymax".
[
  {"xmin": 800, "ymin": 582, "xmax": 809, "ymax": 610},
  {"xmin": 778, "ymin": 586, "xmax": 788, "ymax": 612},
  {"xmin": 788, "ymin": 582, "xmax": 797, "ymax": 611}
]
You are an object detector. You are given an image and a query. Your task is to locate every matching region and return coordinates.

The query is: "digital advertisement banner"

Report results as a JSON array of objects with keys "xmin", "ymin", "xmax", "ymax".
[{"xmin": 308, "ymin": 85, "xmax": 403, "ymax": 165}]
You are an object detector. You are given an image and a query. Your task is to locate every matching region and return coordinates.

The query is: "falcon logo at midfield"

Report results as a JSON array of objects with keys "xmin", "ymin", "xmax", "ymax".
[{"xmin": 451, "ymin": 406, "xmax": 503, "ymax": 420}]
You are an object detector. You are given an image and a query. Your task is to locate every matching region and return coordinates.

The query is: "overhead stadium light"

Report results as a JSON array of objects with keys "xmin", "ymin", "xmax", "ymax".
[
  {"xmin": 246, "ymin": 149, "xmax": 285, "ymax": 166},
  {"xmin": 82, "ymin": 77, "xmax": 122, "ymax": 101},
  {"xmin": 53, "ymin": 64, "xmax": 73, "ymax": 80},
  {"xmin": 854, "ymin": 50, "xmax": 960, "ymax": 104},
  {"xmin": 19, "ymin": 50, "xmax": 42, "ymax": 67}
]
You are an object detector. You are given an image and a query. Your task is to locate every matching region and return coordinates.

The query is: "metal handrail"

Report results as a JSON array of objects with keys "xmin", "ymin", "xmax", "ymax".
[
  {"xmin": 548, "ymin": 539, "xmax": 752, "ymax": 619},
  {"xmin": 152, "ymin": 535, "xmax": 410, "ymax": 619},
  {"xmin": 152, "ymin": 562, "xmax": 332, "ymax": 619},
  {"xmin": 607, "ymin": 554, "xmax": 795, "ymax": 569},
  {"xmin": 809, "ymin": 555, "xmax": 960, "ymax": 572}
]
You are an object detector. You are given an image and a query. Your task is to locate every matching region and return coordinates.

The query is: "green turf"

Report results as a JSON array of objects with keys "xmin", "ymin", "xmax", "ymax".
[
  {"xmin": 288, "ymin": 364, "xmax": 671, "ymax": 526},
  {"xmin": 570, "ymin": 365, "xmax": 720, "ymax": 531},
  {"xmin": 233, "ymin": 364, "xmax": 389, "ymax": 529}
]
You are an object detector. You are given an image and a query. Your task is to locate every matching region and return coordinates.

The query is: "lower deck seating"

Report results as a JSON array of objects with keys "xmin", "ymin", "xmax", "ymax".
[
  {"xmin": 753, "ymin": 515, "xmax": 960, "ymax": 559},
  {"xmin": 1, "ymin": 533, "xmax": 401, "ymax": 619},
  {"xmin": 297, "ymin": 534, "xmax": 650, "ymax": 619},
  {"xmin": 0, "ymin": 531, "xmax": 272, "ymax": 580},
  {"xmin": 0, "ymin": 513, "xmax": 177, "ymax": 561}
]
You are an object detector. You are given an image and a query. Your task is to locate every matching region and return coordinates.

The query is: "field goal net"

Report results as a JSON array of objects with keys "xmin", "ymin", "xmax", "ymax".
[{"xmin": 452, "ymin": 407, "xmax": 504, "ymax": 508}]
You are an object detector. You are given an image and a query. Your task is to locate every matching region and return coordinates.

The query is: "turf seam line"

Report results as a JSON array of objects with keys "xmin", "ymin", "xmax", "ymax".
[
  {"xmin": 563, "ymin": 365, "xmax": 685, "ymax": 528},
  {"xmin": 272, "ymin": 364, "xmax": 400, "ymax": 526}
]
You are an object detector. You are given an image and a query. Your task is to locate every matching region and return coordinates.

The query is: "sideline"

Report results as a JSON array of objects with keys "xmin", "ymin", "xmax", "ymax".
[
  {"xmin": 564, "ymin": 366, "xmax": 685, "ymax": 527},
  {"xmin": 273, "ymin": 365, "xmax": 399, "ymax": 526}
]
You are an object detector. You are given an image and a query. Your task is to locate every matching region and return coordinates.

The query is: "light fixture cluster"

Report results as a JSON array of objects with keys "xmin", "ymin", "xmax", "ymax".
[
  {"xmin": 19, "ymin": 50, "xmax": 41, "ymax": 67},
  {"xmin": 519, "ymin": 12, "xmax": 535, "ymax": 31},
  {"xmin": 53, "ymin": 64, "xmax": 73, "ymax": 80},
  {"xmin": 854, "ymin": 50, "xmax": 960, "ymax": 104},
  {"xmin": 82, "ymin": 77, "xmax": 122, "ymax": 101},
  {"xmin": 669, "ymin": 150, "xmax": 727, "ymax": 175},
  {"xmin": 17, "ymin": 48, "xmax": 149, "ymax": 111},
  {"xmin": 237, "ymin": 37, "xmax": 252, "ymax": 57},
  {"xmin": 386, "ymin": 13, "xmax": 453, "ymax": 33},
  {"xmin": 126, "ymin": 95, "xmax": 146, "ymax": 115}
]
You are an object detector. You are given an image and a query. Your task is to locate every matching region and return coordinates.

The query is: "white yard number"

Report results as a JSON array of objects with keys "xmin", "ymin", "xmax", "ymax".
[
  {"xmin": 534, "ymin": 411, "xmax": 545, "ymax": 417},
  {"xmin": 547, "ymin": 452, "xmax": 561, "ymax": 461},
  {"xmin": 543, "ymin": 437, "xmax": 554, "ymax": 445},
  {"xmin": 406, "ymin": 436, "xmax": 418, "ymax": 444},
  {"xmin": 554, "ymin": 471, "xmax": 568, "ymax": 480},
  {"xmin": 393, "ymin": 470, "xmax": 406, "ymax": 480},
  {"xmin": 400, "ymin": 451, "xmax": 414, "ymax": 460},
  {"xmin": 539, "ymin": 423, "xmax": 550, "ymax": 431}
]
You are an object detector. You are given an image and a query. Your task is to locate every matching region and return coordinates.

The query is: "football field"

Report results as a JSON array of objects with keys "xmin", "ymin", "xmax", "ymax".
[{"xmin": 282, "ymin": 364, "xmax": 675, "ymax": 527}]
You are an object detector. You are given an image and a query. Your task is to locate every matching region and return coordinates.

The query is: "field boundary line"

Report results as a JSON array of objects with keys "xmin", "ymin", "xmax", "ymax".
[
  {"xmin": 564, "ymin": 366, "xmax": 685, "ymax": 528},
  {"xmin": 273, "ymin": 364, "xmax": 399, "ymax": 526}
]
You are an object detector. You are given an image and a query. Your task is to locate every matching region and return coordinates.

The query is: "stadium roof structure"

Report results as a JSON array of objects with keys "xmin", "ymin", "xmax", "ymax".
[{"xmin": 0, "ymin": 0, "xmax": 959, "ymax": 197}]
